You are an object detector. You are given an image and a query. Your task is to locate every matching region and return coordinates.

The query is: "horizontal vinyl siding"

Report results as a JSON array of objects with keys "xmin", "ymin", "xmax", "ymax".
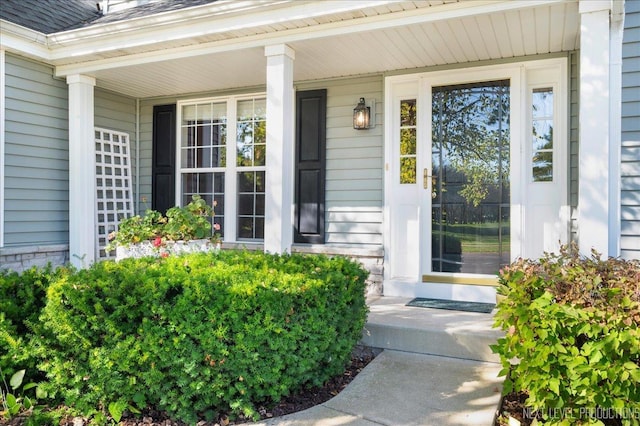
[
  {"xmin": 621, "ymin": 0, "xmax": 640, "ymax": 260},
  {"xmin": 95, "ymin": 89, "xmax": 136, "ymax": 135},
  {"xmin": 3, "ymin": 54, "xmax": 69, "ymax": 246},
  {"xmin": 139, "ymin": 96, "xmax": 176, "ymax": 214},
  {"xmin": 569, "ymin": 51, "xmax": 579, "ymax": 245},
  {"xmin": 298, "ymin": 76, "xmax": 384, "ymax": 247},
  {"xmin": 95, "ymin": 88, "xmax": 137, "ymax": 213}
]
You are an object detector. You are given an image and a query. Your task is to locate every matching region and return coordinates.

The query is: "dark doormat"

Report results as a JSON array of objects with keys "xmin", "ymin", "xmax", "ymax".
[{"xmin": 406, "ymin": 297, "xmax": 495, "ymax": 314}]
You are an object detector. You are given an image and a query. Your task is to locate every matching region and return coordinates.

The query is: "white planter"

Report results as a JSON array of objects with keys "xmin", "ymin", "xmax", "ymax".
[{"xmin": 115, "ymin": 239, "xmax": 219, "ymax": 261}]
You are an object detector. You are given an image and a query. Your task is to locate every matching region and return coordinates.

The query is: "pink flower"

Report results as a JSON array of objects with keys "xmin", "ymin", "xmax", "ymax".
[
  {"xmin": 160, "ymin": 252, "xmax": 169, "ymax": 258},
  {"xmin": 153, "ymin": 237, "xmax": 163, "ymax": 248},
  {"xmin": 213, "ymin": 223, "xmax": 221, "ymax": 231}
]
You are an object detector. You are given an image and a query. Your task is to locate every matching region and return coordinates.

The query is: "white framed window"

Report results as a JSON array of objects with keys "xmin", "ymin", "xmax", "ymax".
[{"xmin": 177, "ymin": 94, "xmax": 266, "ymax": 242}]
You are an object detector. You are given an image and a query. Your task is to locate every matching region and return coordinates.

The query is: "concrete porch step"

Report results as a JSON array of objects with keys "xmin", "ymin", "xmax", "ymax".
[{"xmin": 360, "ymin": 296, "xmax": 503, "ymax": 363}]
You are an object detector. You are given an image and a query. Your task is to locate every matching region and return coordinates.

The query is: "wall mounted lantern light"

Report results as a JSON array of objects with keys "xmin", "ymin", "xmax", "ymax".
[{"xmin": 353, "ymin": 97, "xmax": 371, "ymax": 130}]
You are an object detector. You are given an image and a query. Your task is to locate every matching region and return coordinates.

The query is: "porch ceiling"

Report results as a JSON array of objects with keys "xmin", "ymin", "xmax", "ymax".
[{"xmin": 63, "ymin": 0, "xmax": 580, "ymax": 98}]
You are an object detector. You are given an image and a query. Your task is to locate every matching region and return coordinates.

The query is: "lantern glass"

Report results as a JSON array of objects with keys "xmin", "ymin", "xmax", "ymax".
[{"xmin": 353, "ymin": 97, "xmax": 370, "ymax": 129}]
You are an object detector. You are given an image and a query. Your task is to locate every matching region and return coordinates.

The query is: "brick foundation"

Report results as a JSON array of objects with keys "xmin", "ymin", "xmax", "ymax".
[{"xmin": 0, "ymin": 244, "xmax": 69, "ymax": 273}]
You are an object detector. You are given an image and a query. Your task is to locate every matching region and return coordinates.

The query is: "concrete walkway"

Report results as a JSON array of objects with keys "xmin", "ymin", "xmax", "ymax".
[
  {"xmin": 254, "ymin": 350, "xmax": 502, "ymax": 426},
  {"xmin": 254, "ymin": 297, "xmax": 504, "ymax": 426}
]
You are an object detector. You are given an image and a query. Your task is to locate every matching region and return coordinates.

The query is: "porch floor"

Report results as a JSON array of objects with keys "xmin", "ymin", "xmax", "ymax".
[
  {"xmin": 255, "ymin": 296, "xmax": 505, "ymax": 426},
  {"xmin": 362, "ymin": 296, "xmax": 502, "ymax": 363}
]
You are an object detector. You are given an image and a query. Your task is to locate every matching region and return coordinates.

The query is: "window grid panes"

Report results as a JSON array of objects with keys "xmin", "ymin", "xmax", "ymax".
[
  {"xmin": 237, "ymin": 171, "xmax": 265, "ymax": 240},
  {"xmin": 531, "ymin": 88, "xmax": 554, "ymax": 182},
  {"xmin": 179, "ymin": 96, "xmax": 266, "ymax": 242},
  {"xmin": 182, "ymin": 172, "xmax": 225, "ymax": 238},
  {"xmin": 236, "ymin": 99, "xmax": 266, "ymax": 167},
  {"xmin": 399, "ymin": 99, "xmax": 417, "ymax": 184},
  {"xmin": 181, "ymin": 102, "xmax": 227, "ymax": 169}
]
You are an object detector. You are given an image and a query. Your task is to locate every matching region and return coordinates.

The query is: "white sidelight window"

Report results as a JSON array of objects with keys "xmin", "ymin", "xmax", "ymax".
[{"xmin": 177, "ymin": 95, "xmax": 266, "ymax": 242}]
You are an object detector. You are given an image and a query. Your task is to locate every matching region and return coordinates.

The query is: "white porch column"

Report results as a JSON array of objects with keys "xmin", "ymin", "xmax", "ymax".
[
  {"xmin": 67, "ymin": 74, "xmax": 96, "ymax": 267},
  {"xmin": 578, "ymin": 1, "xmax": 612, "ymax": 257},
  {"xmin": 264, "ymin": 44, "xmax": 295, "ymax": 254}
]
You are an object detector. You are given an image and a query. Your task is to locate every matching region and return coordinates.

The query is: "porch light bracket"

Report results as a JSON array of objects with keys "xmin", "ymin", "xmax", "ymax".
[{"xmin": 353, "ymin": 97, "xmax": 375, "ymax": 129}]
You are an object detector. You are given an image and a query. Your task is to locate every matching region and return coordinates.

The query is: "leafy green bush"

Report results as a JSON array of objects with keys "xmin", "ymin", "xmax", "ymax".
[
  {"xmin": 37, "ymin": 250, "xmax": 368, "ymax": 423},
  {"xmin": 0, "ymin": 265, "xmax": 68, "ymax": 382},
  {"xmin": 492, "ymin": 245, "xmax": 640, "ymax": 426}
]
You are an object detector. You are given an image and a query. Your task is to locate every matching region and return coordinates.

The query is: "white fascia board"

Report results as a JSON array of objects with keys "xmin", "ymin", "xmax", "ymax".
[
  {"xmin": 0, "ymin": 20, "xmax": 51, "ymax": 61},
  {"xmin": 55, "ymin": 0, "xmax": 568, "ymax": 77},
  {"xmin": 47, "ymin": 0, "xmax": 395, "ymax": 61},
  {"xmin": 578, "ymin": 0, "xmax": 612, "ymax": 14}
]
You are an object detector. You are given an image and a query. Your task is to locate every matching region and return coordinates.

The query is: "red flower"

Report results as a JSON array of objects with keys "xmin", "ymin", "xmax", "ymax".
[
  {"xmin": 153, "ymin": 237, "xmax": 163, "ymax": 247},
  {"xmin": 160, "ymin": 252, "xmax": 169, "ymax": 258}
]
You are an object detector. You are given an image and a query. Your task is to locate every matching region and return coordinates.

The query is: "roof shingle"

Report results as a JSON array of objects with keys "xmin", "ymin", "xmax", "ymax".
[
  {"xmin": 0, "ymin": 0, "xmax": 218, "ymax": 34},
  {"xmin": 0, "ymin": 0, "xmax": 101, "ymax": 34}
]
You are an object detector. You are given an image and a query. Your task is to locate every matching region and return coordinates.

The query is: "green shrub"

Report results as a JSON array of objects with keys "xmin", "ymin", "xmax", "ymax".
[
  {"xmin": 0, "ymin": 265, "xmax": 68, "ymax": 382},
  {"xmin": 37, "ymin": 250, "xmax": 368, "ymax": 423},
  {"xmin": 492, "ymin": 245, "xmax": 640, "ymax": 426}
]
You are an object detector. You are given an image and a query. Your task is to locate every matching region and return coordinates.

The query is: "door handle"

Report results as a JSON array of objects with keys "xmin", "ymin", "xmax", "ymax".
[{"xmin": 423, "ymin": 168, "xmax": 431, "ymax": 189}]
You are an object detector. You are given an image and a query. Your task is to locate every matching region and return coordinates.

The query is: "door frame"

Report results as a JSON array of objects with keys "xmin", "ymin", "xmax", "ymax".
[{"xmin": 383, "ymin": 58, "xmax": 568, "ymax": 302}]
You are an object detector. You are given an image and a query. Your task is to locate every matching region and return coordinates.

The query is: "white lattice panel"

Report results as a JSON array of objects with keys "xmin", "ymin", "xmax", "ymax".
[{"xmin": 95, "ymin": 128, "xmax": 134, "ymax": 259}]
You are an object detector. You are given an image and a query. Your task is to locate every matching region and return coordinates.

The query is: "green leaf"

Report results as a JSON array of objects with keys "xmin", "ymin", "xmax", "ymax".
[
  {"xmin": 9, "ymin": 370, "xmax": 25, "ymax": 390},
  {"xmin": 589, "ymin": 350, "xmax": 603, "ymax": 364},
  {"xmin": 35, "ymin": 386, "xmax": 47, "ymax": 399},
  {"xmin": 5, "ymin": 393, "xmax": 18, "ymax": 414},
  {"xmin": 23, "ymin": 396, "xmax": 32, "ymax": 410},
  {"xmin": 132, "ymin": 391, "xmax": 146, "ymax": 409},
  {"xmin": 128, "ymin": 404, "xmax": 141, "ymax": 415},
  {"xmin": 108, "ymin": 400, "xmax": 127, "ymax": 422},
  {"xmin": 22, "ymin": 382, "xmax": 37, "ymax": 391},
  {"xmin": 548, "ymin": 377, "xmax": 560, "ymax": 395}
]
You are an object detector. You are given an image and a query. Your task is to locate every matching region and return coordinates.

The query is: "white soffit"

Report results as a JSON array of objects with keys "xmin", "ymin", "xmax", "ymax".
[{"xmin": 47, "ymin": 0, "xmax": 579, "ymax": 98}]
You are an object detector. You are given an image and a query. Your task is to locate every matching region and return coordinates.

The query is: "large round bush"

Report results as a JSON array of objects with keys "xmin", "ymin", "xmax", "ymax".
[{"xmin": 38, "ymin": 250, "xmax": 368, "ymax": 422}]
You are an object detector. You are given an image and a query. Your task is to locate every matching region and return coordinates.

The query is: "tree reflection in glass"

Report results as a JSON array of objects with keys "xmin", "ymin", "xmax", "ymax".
[{"xmin": 431, "ymin": 81, "xmax": 510, "ymax": 275}]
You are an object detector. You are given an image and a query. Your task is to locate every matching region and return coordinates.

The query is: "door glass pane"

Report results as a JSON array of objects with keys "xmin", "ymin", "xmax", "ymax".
[
  {"xmin": 532, "ymin": 88, "xmax": 554, "ymax": 182},
  {"xmin": 399, "ymin": 100, "xmax": 417, "ymax": 184},
  {"xmin": 431, "ymin": 81, "xmax": 510, "ymax": 274}
]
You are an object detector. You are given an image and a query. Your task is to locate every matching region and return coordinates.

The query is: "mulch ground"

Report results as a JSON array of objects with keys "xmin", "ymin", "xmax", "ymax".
[
  {"xmin": 494, "ymin": 391, "xmax": 625, "ymax": 426},
  {"xmin": 34, "ymin": 346, "xmax": 378, "ymax": 426}
]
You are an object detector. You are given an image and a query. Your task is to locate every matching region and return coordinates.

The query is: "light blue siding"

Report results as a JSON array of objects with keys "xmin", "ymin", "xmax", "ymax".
[
  {"xmin": 569, "ymin": 51, "xmax": 579, "ymax": 245},
  {"xmin": 3, "ymin": 54, "xmax": 69, "ymax": 246},
  {"xmin": 3, "ymin": 53, "xmax": 137, "ymax": 248},
  {"xmin": 95, "ymin": 88, "xmax": 137, "ymax": 213},
  {"xmin": 95, "ymin": 89, "xmax": 136, "ymax": 135},
  {"xmin": 621, "ymin": 0, "xmax": 640, "ymax": 259},
  {"xmin": 300, "ymin": 76, "xmax": 384, "ymax": 247}
]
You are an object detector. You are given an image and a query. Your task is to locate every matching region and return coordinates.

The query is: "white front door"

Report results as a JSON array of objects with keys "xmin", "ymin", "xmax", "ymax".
[{"xmin": 384, "ymin": 60, "xmax": 568, "ymax": 302}]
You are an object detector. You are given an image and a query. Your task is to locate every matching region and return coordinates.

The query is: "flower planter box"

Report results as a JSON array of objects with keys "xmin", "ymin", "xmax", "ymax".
[{"xmin": 115, "ymin": 239, "xmax": 219, "ymax": 261}]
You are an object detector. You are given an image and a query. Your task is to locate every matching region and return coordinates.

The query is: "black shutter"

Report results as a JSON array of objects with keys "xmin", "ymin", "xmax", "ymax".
[
  {"xmin": 152, "ymin": 104, "xmax": 176, "ymax": 214},
  {"xmin": 294, "ymin": 90, "xmax": 327, "ymax": 244}
]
